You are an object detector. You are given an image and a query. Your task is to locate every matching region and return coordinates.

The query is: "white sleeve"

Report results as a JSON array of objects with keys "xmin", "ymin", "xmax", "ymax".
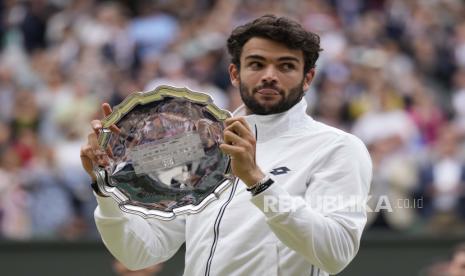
[
  {"xmin": 250, "ymin": 135, "xmax": 372, "ymax": 274},
  {"xmin": 94, "ymin": 196, "xmax": 186, "ymax": 271}
]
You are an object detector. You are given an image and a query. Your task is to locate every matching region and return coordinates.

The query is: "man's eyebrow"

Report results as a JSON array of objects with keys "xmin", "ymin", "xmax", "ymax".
[
  {"xmin": 244, "ymin": 55, "xmax": 266, "ymax": 61},
  {"xmin": 277, "ymin": 56, "xmax": 300, "ymax": 63},
  {"xmin": 244, "ymin": 55, "xmax": 300, "ymax": 63}
]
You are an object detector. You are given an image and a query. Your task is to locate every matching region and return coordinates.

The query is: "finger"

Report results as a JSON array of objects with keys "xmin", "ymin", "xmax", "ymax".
[
  {"xmin": 223, "ymin": 129, "xmax": 249, "ymax": 147},
  {"xmin": 91, "ymin": 114, "xmax": 120, "ymax": 136},
  {"xmin": 84, "ymin": 146, "xmax": 108, "ymax": 167},
  {"xmin": 219, "ymin": 143, "xmax": 246, "ymax": 157},
  {"xmin": 89, "ymin": 133, "xmax": 105, "ymax": 155},
  {"xmin": 80, "ymin": 146, "xmax": 98, "ymax": 181},
  {"xmin": 91, "ymin": 120, "xmax": 102, "ymax": 135},
  {"xmin": 101, "ymin": 103, "xmax": 121, "ymax": 134},
  {"xmin": 225, "ymin": 117, "xmax": 251, "ymax": 131},
  {"xmin": 224, "ymin": 121, "xmax": 255, "ymax": 141},
  {"xmin": 88, "ymin": 132, "xmax": 109, "ymax": 166},
  {"xmin": 91, "ymin": 123, "xmax": 120, "ymax": 136},
  {"xmin": 102, "ymin": 103, "xmax": 112, "ymax": 117},
  {"xmin": 109, "ymin": 124, "xmax": 121, "ymax": 134},
  {"xmin": 80, "ymin": 145, "xmax": 92, "ymax": 161},
  {"xmin": 81, "ymin": 145, "xmax": 98, "ymax": 164},
  {"xmin": 106, "ymin": 145, "xmax": 114, "ymax": 158},
  {"xmin": 81, "ymin": 145, "xmax": 108, "ymax": 173}
]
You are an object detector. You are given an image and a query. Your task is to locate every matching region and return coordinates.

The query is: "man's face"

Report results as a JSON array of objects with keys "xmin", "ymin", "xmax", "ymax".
[{"xmin": 229, "ymin": 37, "xmax": 315, "ymax": 115}]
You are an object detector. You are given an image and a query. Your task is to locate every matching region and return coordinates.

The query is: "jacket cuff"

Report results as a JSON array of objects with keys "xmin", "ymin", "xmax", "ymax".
[
  {"xmin": 250, "ymin": 184, "xmax": 304, "ymax": 219},
  {"xmin": 95, "ymin": 194, "xmax": 125, "ymax": 218}
]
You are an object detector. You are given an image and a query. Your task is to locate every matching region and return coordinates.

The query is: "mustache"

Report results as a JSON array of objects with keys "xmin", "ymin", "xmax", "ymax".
[{"xmin": 253, "ymin": 83, "xmax": 285, "ymax": 95}]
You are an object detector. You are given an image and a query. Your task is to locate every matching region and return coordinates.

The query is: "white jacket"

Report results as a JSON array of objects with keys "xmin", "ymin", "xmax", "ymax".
[{"xmin": 94, "ymin": 99, "xmax": 372, "ymax": 276}]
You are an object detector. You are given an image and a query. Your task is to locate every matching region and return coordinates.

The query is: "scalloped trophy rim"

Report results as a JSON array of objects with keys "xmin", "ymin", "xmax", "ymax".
[{"xmin": 94, "ymin": 85, "xmax": 234, "ymax": 220}]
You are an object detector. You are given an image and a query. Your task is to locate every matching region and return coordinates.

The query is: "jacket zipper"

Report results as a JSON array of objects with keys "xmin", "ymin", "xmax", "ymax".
[
  {"xmin": 204, "ymin": 178, "xmax": 238, "ymax": 276},
  {"xmin": 204, "ymin": 124, "xmax": 257, "ymax": 276}
]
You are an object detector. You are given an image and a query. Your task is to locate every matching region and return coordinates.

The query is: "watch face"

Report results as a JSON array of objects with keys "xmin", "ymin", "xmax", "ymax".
[{"xmin": 94, "ymin": 86, "xmax": 234, "ymax": 220}]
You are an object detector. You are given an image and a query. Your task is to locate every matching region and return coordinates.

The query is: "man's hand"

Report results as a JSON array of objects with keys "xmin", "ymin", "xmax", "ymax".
[
  {"xmin": 219, "ymin": 117, "xmax": 265, "ymax": 187},
  {"xmin": 80, "ymin": 103, "xmax": 120, "ymax": 181}
]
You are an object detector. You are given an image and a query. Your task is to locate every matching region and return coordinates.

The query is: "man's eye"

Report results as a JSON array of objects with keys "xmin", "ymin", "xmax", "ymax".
[
  {"xmin": 280, "ymin": 63, "xmax": 296, "ymax": 71},
  {"xmin": 249, "ymin": 62, "xmax": 263, "ymax": 70}
]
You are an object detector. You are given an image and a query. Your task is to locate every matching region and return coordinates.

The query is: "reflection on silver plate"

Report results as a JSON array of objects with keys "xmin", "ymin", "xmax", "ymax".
[{"xmin": 93, "ymin": 86, "xmax": 234, "ymax": 220}]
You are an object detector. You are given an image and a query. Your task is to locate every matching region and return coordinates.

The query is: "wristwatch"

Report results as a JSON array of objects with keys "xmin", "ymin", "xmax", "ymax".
[{"xmin": 246, "ymin": 175, "xmax": 274, "ymax": 196}]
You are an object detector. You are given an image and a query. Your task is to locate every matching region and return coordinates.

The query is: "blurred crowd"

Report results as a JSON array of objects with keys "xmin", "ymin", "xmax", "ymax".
[{"xmin": 0, "ymin": 0, "xmax": 465, "ymax": 241}]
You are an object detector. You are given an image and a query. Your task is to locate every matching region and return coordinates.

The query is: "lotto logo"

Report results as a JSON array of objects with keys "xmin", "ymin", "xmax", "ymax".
[{"xmin": 270, "ymin": 167, "xmax": 291, "ymax": 175}]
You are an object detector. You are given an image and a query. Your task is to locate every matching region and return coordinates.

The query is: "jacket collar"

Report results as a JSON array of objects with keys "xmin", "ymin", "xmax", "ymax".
[{"xmin": 232, "ymin": 99, "xmax": 311, "ymax": 143}]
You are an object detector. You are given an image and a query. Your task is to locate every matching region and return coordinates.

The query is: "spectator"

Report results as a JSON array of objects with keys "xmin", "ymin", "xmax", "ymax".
[{"xmin": 416, "ymin": 124, "xmax": 465, "ymax": 234}]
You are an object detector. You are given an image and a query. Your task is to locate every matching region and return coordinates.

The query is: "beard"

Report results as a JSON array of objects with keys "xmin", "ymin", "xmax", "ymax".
[{"xmin": 239, "ymin": 80, "xmax": 305, "ymax": 115}]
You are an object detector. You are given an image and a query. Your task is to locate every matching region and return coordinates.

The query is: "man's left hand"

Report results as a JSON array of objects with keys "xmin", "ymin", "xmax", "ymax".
[{"xmin": 219, "ymin": 117, "xmax": 265, "ymax": 187}]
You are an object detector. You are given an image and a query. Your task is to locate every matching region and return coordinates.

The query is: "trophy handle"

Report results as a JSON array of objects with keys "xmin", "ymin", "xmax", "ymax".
[
  {"xmin": 94, "ymin": 167, "xmax": 111, "ymax": 196},
  {"xmin": 223, "ymin": 155, "xmax": 235, "ymax": 181},
  {"xmin": 98, "ymin": 128, "xmax": 112, "ymax": 149},
  {"xmin": 94, "ymin": 127, "xmax": 114, "ymax": 196}
]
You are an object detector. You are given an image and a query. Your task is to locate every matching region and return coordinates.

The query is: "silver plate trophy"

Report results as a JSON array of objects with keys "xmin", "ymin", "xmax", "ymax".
[{"xmin": 94, "ymin": 86, "xmax": 234, "ymax": 220}]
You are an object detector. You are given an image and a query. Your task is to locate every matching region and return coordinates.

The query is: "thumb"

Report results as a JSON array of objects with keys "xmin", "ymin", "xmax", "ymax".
[{"xmin": 101, "ymin": 103, "xmax": 113, "ymax": 117}]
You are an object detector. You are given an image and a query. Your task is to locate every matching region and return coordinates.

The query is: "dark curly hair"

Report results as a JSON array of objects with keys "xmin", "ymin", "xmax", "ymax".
[{"xmin": 227, "ymin": 15, "xmax": 322, "ymax": 74}]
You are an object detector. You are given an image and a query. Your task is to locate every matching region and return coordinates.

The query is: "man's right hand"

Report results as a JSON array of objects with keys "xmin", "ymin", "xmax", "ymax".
[{"xmin": 80, "ymin": 103, "xmax": 120, "ymax": 181}]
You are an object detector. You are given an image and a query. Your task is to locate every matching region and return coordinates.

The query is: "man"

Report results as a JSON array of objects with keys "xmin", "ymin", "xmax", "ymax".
[{"xmin": 80, "ymin": 15, "xmax": 372, "ymax": 276}]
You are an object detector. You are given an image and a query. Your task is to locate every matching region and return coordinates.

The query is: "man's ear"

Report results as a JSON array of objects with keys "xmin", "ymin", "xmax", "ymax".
[
  {"xmin": 229, "ymin": 64, "xmax": 240, "ymax": 88},
  {"xmin": 303, "ymin": 68, "xmax": 315, "ymax": 91}
]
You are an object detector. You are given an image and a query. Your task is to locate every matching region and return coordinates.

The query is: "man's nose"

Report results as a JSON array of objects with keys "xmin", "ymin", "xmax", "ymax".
[{"xmin": 261, "ymin": 65, "xmax": 278, "ymax": 84}]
